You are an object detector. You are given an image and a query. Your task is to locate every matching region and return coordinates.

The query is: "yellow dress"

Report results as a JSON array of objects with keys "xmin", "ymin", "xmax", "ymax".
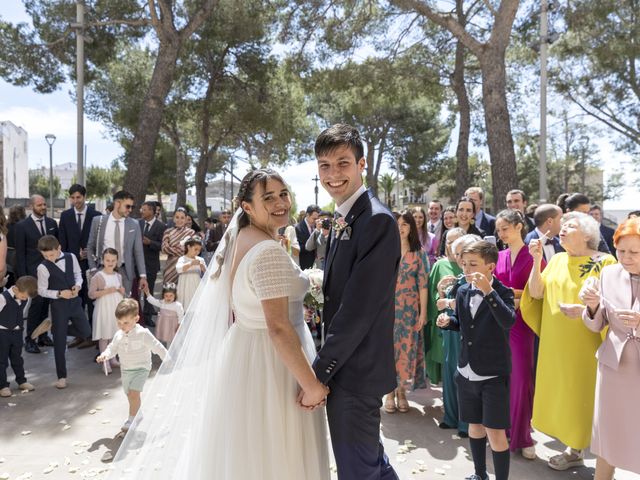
[{"xmin": 520, "ymin": 252, "xmax": 616, "ymax": 449}]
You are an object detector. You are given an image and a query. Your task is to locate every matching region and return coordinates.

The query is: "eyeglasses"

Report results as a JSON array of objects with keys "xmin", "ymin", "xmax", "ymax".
[{"xmin": 124, "ymin": 205, "xmax": 134, "ymax": 210}]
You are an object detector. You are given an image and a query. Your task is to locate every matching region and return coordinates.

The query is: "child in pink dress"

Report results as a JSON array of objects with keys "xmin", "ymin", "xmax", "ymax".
[{"xmin": 143, "ymin": 283, "xmax": 184, "ymax": 346}]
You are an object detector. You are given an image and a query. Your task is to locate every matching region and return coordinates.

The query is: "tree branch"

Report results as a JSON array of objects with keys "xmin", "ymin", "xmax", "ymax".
[
  {"xmin": 182, "ymin": 0, "xmax": 219, "ymax": 39},
  {"xmin": 488, "ymin": 0, "xmax": 519, "ymax": 48},
  {"xmin": 481, "ymin": 0, "xmax": 498, "ymax": 17}
]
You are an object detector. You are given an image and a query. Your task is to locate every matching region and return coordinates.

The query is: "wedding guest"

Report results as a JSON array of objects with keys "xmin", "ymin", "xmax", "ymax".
[
  {"xmin": 6, "ymin": 205, "xmax": 27, "ymax": 288},
  {"xmin": 185, "ymin": 213, "xmax": 202, "ymax": 236},
  {"xmin": 143, "ymin": 283, "xmax": 184, "ymax": 347},
  {"xmin": 202, "ymin": 217, "xmax": 216, "ymax": 265},
  {"xmin": 521, "ymin": 212, "xmax": 616, "ymax": 470},
  {"xmin": 428, "ymin": 229, "xmax": 473, "ymax": 436},
  {"xmin": 279, "ymin": 220, "xmax": 300, "ymax": 265},
  {"xmin": 524, "ymin": 204, "xmax": 564, "ymax": 263},
  {"xmin": 161, "ymin": 207, "xmax": 195, "ymax": 285},
  {"xmin": 385, "ymin": 211, "xmax": 428, "ymax": 413},
  {"xmin": 580, "ymin": 217, "xmax": 640, "ymax": 479},
  {"xmin": 589, "ymin": 205, "xmax": 616, "ymax": 257},
  {"xmin": 0, "ymin": 208, "xmax": 7, "ymax": 284},
  {"xmin": 176, "ymin": 237, "xmax": 206, "ymax": 310},
  {"xmin": 296, "ymin": 205, "xmax": 321, "ymax": 270},
  {"xmin": 305, "ymin": 211, "xmax": 331, "ymax": 269},
  {"xmin": 208, "ymin": 210, "xmax": 232, "ymax": 253},
  {"xmin": 438, "ymin": 206, "xmax": 457, "ymax": 256},
  {"xmin": 494, "ymin": 209, "xmax": 540, "ymax": 459},
  {"xmin": 412, "ymin": 206, "xmax": 439, "ymax": 265},
  {"xmin": 505, "ymin": 189, "xmax": 535, "ymax": 232},
  {"xmin": 437, "ymin": 240, "xmax": 516, "ymax": 480},
  {"xmin": 455, "ymin": 196, "xmax": 485, "ymax": 237},
  {"xmin": 427, "ymin": 200, "xmax": 444, "ymax": 240},
  {"xmin": 465, "ymin": 187, "xmax": 495, "ymax": 234},
  {"xmin": 558, "ymin": 193, "xmax": 610, "ymax": 253},
  {"xmin": 139, "ymin": 201, "xmax": 166, "ymax": 327}
]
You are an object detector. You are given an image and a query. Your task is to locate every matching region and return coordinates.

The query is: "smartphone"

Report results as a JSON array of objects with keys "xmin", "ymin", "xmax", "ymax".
[{"xmin": 484, "ymin": 235, "xmax": 497, "ymax": 246}]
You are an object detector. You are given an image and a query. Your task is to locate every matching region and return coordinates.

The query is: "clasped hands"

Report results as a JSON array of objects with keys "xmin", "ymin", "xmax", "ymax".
[
  {"xmin": 59, "ymin": 285, "xmax": 81, "ymax": 299},
  {"xmin": 297, "ymin": 382, "xmax": 330, "ymax": 411}
]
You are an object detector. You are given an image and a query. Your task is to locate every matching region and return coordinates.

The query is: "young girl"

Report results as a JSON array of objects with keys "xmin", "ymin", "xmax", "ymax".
[
  {"xmin": 88, "ymin": 248, "xmax": 125, "ymax": 374},
  {"xmin": 143, "ymin": 283, "xmax": 184, "ymax": 346},
  {"xmin": 176, "ymin": 237, "xmax": 206, "ymax": 310}
]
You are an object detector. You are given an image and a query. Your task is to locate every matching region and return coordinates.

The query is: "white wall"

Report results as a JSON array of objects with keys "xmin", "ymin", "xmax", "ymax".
[{"xmin": 0, "ymin": 120, "xmax": 30, "ymax": 199}]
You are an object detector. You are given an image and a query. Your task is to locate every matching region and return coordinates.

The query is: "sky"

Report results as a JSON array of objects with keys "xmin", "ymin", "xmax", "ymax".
[{"xmin": 0, "ymin": 1, "xmax": 636, "ymax": 214}]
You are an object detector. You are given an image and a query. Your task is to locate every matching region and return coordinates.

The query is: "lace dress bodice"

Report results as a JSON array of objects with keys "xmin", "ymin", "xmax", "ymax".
[{"xmin": 232, "ymin": 240, "xmax": 309, "ymax": 331}]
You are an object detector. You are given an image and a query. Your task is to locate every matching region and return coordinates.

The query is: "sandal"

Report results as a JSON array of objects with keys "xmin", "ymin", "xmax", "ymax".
[
  {"xmin": 383, "ymin": 393, "xmax": 397, "ymax": 413},
  {"xmin": 396, "ymin": 390, "xmax": 409, "ymax": 413},
  {"xmin": 548, "ymin": 450, "xmax": 584, "ymax": 471}
]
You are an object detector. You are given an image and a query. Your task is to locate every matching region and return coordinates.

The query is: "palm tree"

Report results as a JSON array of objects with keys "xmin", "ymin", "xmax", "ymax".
[{"xmin": 379, "ymin": 173, "xmax": 396, "ymax": 208}]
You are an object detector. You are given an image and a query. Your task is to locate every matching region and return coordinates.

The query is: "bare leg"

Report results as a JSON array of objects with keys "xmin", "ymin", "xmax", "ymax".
[
  {"xmin": 594, "ymin": 456, "xmax": 615, "ymax": 480},
  {"xmin": 128, "ymin": 390, "xmax": 142, "ymax": 417}
]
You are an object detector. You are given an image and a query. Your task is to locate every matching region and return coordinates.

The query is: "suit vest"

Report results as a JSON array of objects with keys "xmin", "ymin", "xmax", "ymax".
[
  {"xmin": 42, "ymin": 254, "xmax": 76, "ymax": 291},
  {"xmin": 0, "ymin": 289, "xmax": 26, "ymax": 330}
]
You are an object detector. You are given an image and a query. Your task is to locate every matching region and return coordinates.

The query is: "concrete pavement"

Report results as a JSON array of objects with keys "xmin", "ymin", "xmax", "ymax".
[{"xmin": 1, "ymin": 342, "xmax": 638, "ymax": 480}]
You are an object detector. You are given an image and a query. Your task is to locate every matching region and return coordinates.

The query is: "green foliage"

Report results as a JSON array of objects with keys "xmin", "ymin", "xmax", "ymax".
[
  {"xmin": 29, "ymin": 172, "xmax": 61, "ymax": 198},
  {"xmin": 379, "ymin": 173, "xmax": 396, "ymax": 207}
]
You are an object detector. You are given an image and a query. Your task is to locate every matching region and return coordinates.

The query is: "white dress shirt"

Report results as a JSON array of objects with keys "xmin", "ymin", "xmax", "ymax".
[
  {"xmin": 103, "ymin": 213, "xmax": 126, "ymax": 255},
  {"xmin": 74, "ymin": 205, "xmax": 88, "ymax": 230},
  {"xmin": 37, "ymin": 253, "xmax": 83, "ymax": 299},
  {"xmin": 336, "ymin": 185, "xmax": 367, "ymax": 218},
  {"xmin": 101, "ymin": 324, "xmax": 167, "ymax": 371},
  {"xmin": 30, "ymin": 214, "xmax": 47, "ymax": 235},
  {"xmin": 0, "ymin": 288, "xmax": 22, "ymax": 330},
  {"xmin": 427, "ymin": 219, "xmax": 441, "ymax": 235},
  {"xmin": 143, "ymin": 217, "xmax": 156, "ymax": 233}
]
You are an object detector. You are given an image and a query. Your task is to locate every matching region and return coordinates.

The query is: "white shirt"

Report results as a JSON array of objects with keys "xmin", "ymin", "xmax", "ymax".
[
  {"xmin": 458, "ymin": 277, "xmax": 497, "ymax": 382},
  {"xmin": 37, "ymin": 253, "xmax": 83, "ymax": 299},
  {"xmin": 145, "ymin": 296, "xmax": 185, "ymax": 323},
  {"xmin": 427, "ymin": 219, "xmax": 441, "ymax": 234},
  {"xmin": 0, "ymin": 288, "xmax": 22, "ymax": 330},
  {"xmin": 73, "ymin": 205, "xmax": 88, "ymax": 230},
  {"xmin": 103, "ymin": 213, "xmax": 126, "ymax": 256},
  {"xmin": 142, "ymin": 217, "xmax": 156, "ymax": 233},
  {"xmin": 535, "ymin": 227, "xmax": 557, "ymax": 262},
  {"xmin": 30, "ymin": 214, "xmax": 47, "ymax": 235},
  {"xmin": 336, "ymin": 185, "xmax": 366, "ymax": 218},
  {"xmin": 101, "ymin": 324, "xmax": 167, "ymax": 371},
  {"xmin": 176, "ymin": 255, "xmax": 206, "ymax": 275}
]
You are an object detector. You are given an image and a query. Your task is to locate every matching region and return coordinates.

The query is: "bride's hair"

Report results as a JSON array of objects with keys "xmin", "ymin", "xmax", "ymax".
[{"xmin": 236, "ymin": 168, "xmax": 286, "ymax": 229}]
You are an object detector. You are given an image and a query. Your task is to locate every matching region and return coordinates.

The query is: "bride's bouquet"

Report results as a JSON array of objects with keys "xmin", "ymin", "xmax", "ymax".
[{"xmin": 303, "ymin": 268, "xmax": 324, "ymax": 310}]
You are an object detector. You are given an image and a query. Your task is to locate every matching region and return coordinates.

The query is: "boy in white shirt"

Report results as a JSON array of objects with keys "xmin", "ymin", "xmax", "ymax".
[{"xmin": 97, "ymin": 298, "xmax": 167, "ymax": 431}]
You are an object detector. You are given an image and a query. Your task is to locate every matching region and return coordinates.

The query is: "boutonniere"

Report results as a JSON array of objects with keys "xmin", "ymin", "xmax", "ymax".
[{"xmin": 333, "ymin": 217, "xmax": 352, "ymax": 240}]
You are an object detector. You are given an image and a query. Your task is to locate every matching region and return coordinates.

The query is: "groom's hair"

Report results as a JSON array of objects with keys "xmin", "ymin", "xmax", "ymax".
[{"xmin": 315, "ymin": 124, "xmax": 364, "ymax": 161}]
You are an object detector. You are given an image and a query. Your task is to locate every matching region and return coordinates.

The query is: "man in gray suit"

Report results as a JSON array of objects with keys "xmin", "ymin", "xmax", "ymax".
[{"xmin": 87, "ymin": 190, "xmax": 148, "ymax": 295}]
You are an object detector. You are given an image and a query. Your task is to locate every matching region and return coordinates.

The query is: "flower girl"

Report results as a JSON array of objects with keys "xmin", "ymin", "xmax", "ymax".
[
  {"xmin": 143, "ymin": 283, "xmax": 184, "ymax": 346},
  {"xmin": 88, "ymin": 248, "xmax": 125, "ymax": 373},
  {"xmin": 176, "ymin": 236, "xmax": 206, "ymax": 310}
]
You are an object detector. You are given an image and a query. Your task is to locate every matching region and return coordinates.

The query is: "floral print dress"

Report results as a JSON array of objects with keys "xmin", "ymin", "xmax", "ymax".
[{"xmin": 394, "ymin": 250, "xmax": 430, "ymax": 390}]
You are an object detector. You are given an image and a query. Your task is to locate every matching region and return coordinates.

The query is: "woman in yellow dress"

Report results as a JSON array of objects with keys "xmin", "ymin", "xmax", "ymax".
[{"xmin": 521, "ymin": 211, "xmax": 616, "ymax": 470}]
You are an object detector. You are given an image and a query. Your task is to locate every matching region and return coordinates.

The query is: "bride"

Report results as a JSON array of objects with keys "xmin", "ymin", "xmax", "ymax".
[{"xmin": 107, "ymin": 169, "xmax": 330, "ymax": 479}]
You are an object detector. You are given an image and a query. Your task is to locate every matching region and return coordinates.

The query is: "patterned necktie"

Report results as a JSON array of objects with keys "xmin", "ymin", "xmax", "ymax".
[
  {"xmin": 114, "ymin": 220, "xmax": 122, "ymax": 256},
  {"xmin": 77, "ymin": 213, "xmax": 82, "ymax": 231},
  {"xmin": 37, "ymin": 219, "xmax": 45, "ymax": 236}
]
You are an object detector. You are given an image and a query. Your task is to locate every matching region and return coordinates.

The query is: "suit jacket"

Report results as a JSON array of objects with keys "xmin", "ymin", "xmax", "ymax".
[
  {"xmin": 600, "ymin": 224, "xmax": 616, "ymax": 257},
  {"xmin": 314, "ymin": 190, "xmax": 400, "ymax": 397},
  {"xmin": 477, "ymin": 210, "xmax": 496, "ymax": 236},
  {"xmin": 446, "ymin": 277, "xmax": 516, "ymax": 376},
  {"xmin": 582, "ymin": 263, "xmax": 640, "ymax": 369},
  {"xmin": 15, "ymin": 216, "xmax": 59, "ymax": 277},
  {"xmin": 295, "ymin": 219, "xmax": 316, "ymax": 270},
  {"xmin": 207, "ymin": 223, "xmax": 227, "ymax": 252},
  {"xmin": 59, "ymin": 206, "xmax": 102, "ymax": 260},
  {"xmin": 524, "ymin": 229, "xmax": 564, "ymax": 261},
  {"xmin": 86, "ymin": 215, "xmax": 146, "ymax": 280},
  {"xmin": 139, "ymin": 218, "xmax": 166, "ymax": 274}
]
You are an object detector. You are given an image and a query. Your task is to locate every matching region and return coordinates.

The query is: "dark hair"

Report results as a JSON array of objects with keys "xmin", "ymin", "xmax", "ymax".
[
  {"xmin": 565, "ymin": 193, "xmax": 590, "ymax": 212},
  {"xmin": 8, "ymin": 205, "xmax": 26, "ymax": 225},
  {"xmin": 306, "ymin": 204, "xmax": 321, "ymax": 215},
  {"xmin": 314, "ymin": 124, "xmax": 365, "ymax": 161},
  {"xmin": 525, "ymin": 203, "xmax": 538, "ymax": 217},
  {"xmin": 534, "ymin": 203, "xmax": 562, "ymax": 228},
  {"xmin": 0, "ymin": 207, "xmax": 6, "ymax": 236},
  {"xmin": 556, "ymin": 193, "xmax": 570, "ymax": 212},
  {"xmin": 455, "ymin": 196, "xmax": 477, "ymax": 215},
  {"xmin": 68, "ymin": 184, "xmax": 87, "ymax": 197},
  {"xmin": 184, "ymin": 236, "xmax": 202, "ymax": 253},
  {"xmin": 15, "ymin": 276, "xmax": 38, "ymax": 297},
  {"xmin": 319, "ymin": 210, "xmax": 332, "ymax": 217},
  {"xmin": 115, "ymin": 298, "xmax": 139, "ymax": 319},
  {"xmin": 186, "ymin": 213, "xmax": 201, "ymax": 232},
  {"xmin": 113, "ymin": 190, "xmax": 134, "ymax": 202},
  {"xmin": 398, "ymin": 210, "xmax": 422, "ymax": 253},
  {"xmin": 461, "ymin": 240, "xmax": 499, "ymax": 264},
  {"xmin": 37, "ymin": 235, "xmax": 60, "ymax": 252},
  {"xmin": 496, "ymin": 209, "xmax": 527, "ymax": 240},
  {"xmin": 162, "ymin": 282, "xmax": 177, "ymax": 298},
  {"xmin": 507, "ymin": 189, "xmax": 527, "ymax": 202},
  {"xmin": 589, "ymin": 204, "xmax": 602, "ymax": 213},
  {"xmin": 429, "ymin": 200, "xmax": 443, "ymax": 210},
  {"xmin": 174, "ymin": 207, "xmax": 187, "ymax": 216},
  {"xmin": 102, "ymin": 247, "xmax": 119, "ymax": 259},
  {"xmin": 236, "ymin": 169, "xmax": 287, "ymax": 230},
  {"xmin": 628, "ymin": 210, "xmax": 640, "ymax": 219},
  {"xmin": 142, "ymin": 201, "xmax": 156, "ymax": 210}
]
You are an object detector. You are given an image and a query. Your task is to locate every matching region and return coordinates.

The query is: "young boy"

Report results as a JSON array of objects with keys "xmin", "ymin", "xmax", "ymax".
[
  {"xmin": 37, "ymin": 235, "xmax": 92, "ymax": 389},
  {"xmin": 97, "ymin": 298, "xmax": 167, "ymax": 432},
  {"xmin": 436, "ymin": 240, "xmax": 516, "ymax": 480},
  {"xmin": 0, "ymin": 276, "xmax": 39, "ymax": 397}
]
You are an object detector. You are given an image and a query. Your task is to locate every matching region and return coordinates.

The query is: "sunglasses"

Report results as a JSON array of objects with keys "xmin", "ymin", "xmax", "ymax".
[{"xmin": 124, "ymin": 204, "xmax": 134, "ymax": 210}]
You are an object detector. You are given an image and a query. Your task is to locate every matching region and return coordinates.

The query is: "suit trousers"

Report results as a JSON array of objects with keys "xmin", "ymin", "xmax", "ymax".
[
  {"xmin": 26, "ymin": 295, "xmax": 49, "ymax": 339},
  {"xmin": 79, "ymin": 260, "xmax": 94, "ymax": 333},
  {"xmin": 326, "ymin": 380, "xmax": 399, "ymax": 480},
  {"xmin": 143, "ymin": 269, "xmax": 158, "ymax": 319},
  {"xmin": 50, "ymin": 297, "xmax": 91, "ymax": 379},
  {"xmin": 0, "ymin": 329, "xmax": 26, "ymax": 388}
]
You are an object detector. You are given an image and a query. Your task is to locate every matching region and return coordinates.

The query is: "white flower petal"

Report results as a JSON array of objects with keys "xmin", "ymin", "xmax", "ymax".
[
  {"xmin": 88, "ymin": 409, "xmax": 96, "ymax": 415},
  {"xmin": 20, "ymin": 431, "xmax": 31, "ymax": 436},
  {"xmin": 7, "ymin": 403, "xmax": 16, "ymax": 407}
]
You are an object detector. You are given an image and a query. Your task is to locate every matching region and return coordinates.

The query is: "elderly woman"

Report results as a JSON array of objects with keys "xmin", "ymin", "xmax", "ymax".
[
  {"xmin": 521, "ymin": 212, "xmax": 616, "ymax": 470},
  {"xmin": 162, "ymin": 207, "xmax": 196, "ymax": 284},
  {"xmin": 579, "ymin": 218, "xmax": 640, "ymax": 479}
]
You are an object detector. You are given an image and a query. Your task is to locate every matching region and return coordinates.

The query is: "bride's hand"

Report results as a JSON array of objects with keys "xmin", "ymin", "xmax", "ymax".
[{"xmin": 297, "ymin": 383, "xmax": 329, "ymax": 411}]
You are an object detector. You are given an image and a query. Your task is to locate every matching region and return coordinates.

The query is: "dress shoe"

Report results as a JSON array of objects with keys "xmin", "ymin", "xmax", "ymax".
[
  {"xmin": 0, "ymin": 387, "xmax": 12, "ymax": 397},
  {"xmin": 68, "ymin": 337, "xmax": 83, "ymax": 348},
  {"xmin": 55, "ymin": 378, "xmax": 67, "ymax": 389},
  {"xmin": 25, "ymin": 338, "xmax": 41, "ymax": 354},
  {"xmin": 37, "ymin": 334, "xmax": 54, "ymax": 347},
  {"xmin": 144, "ymin": 317, "xmax": 156, "ymax": 328},
  {"xmin": 77, "ymin": 339, "xmax": 96, "ymax": 349},
  {"xmin": 18, "ymin": 382, "xmax": 35, "ymax": 392},
  {"xmin": 31, "ymin": 318, "xmax": 51, "ymax": 340}
]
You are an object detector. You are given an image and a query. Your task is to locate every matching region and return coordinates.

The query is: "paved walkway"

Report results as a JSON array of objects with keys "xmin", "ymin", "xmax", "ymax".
[{"xmin": 1, "ymin": 343, "xmax": 639, "ymax": 480}]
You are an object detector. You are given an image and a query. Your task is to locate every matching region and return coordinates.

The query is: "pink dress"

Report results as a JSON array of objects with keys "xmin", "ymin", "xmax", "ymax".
[{"xmin": 146, "ymin": 296, "xmax": 184, "ymax": 343}]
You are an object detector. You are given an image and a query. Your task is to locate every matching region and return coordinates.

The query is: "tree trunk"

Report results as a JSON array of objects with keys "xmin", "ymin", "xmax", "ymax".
[
  {"xmin": 365, "ymin": 141, "xmax": 376, "ymax": 195},
  {"xmin": 195, "ymin": 150, "xmax": 211, "ymax": 224},
  {"xmin": 479, "ymin": 48, "xmax": 518, "ymax": 212},
  {"xmin": 175, "ymin": 143, "xmax": 188, "ymax": 209},
  {"xmin": 451, "ymin": 38, "xmax": 470, "ymax": 199},
  {"xmin": 123, "ymin": 38, "xmax": 181, "ymax": 213}
]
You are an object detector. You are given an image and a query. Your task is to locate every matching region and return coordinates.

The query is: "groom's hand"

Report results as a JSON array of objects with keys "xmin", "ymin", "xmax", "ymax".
[{"xmin": 297, "ymin": 384, "xmax": 329, "ymax": 411}]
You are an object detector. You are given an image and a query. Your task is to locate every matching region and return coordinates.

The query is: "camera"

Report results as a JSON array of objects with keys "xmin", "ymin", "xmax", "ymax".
[{"xmin": 321, "ymin": 219, "xmax": 332, "ymax": 230}]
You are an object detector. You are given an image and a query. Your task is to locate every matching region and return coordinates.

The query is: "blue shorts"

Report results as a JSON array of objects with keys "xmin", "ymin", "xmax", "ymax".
[{"xmin": 121, "ymin": 368, "xmax": 150, "ymax": 394}]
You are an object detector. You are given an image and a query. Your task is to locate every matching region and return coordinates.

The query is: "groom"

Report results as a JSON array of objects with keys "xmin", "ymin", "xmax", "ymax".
[{"xmin": 311, "ymin": 124, "xmax": 400, "ymax": 480}]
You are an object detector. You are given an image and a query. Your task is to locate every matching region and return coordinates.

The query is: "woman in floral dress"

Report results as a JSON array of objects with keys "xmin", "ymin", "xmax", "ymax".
[
  {"xmin": 385, "ymin": 210, "xmax": 429, "ymax": 413},
  {"xmin": 162, "ymin": 207, "xmax": 195, "ymax": 284}
]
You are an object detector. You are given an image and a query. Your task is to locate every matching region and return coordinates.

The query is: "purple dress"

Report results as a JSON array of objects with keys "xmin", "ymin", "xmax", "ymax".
[{"xmin": 494, "ymin": 247, "xmax": 538, "ymax": 451}]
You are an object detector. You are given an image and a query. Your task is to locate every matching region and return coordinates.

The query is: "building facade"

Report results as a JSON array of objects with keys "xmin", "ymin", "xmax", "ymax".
[{"xmin": 0, "ymin": 121, "xmax": 30, "ymax": 203}]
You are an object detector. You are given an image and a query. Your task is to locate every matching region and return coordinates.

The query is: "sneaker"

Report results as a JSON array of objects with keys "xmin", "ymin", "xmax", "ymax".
[
  {"xmin": 31, "ymin": 319, "xmax": 52, "ymax": 340},
  {"xmin": 55, "ymin": 378, "xmax": 67, "ymax": 389},
  {"xmin": 121, "ymin": 419, "xmax": 133, "ymax": 432},
  {"xmin": 0, "ymin": 387, "xmax": 12, "ymax": 397},
  {"xmin": 18, "ymin": 382, "xmax": 35, "ymax": 392},
  {"xmin": 465, "ymin": 474, "xmax": 489, "ymax": 480},
  {"xmin": 522, "ymin": 445, "xmax": 536, "ymax": 460}
]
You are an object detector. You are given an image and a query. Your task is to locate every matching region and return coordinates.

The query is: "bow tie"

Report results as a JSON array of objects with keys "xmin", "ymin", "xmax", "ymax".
[
  {"xmin": 55, "ymin": 257, "xmax": 65, "ymax": 263},
  {"xmin": 542, "ymin": 237, "xmax": 555, "ymax": 246},
  {"xmin": 468, "ymin": 287, "xmax": 484, "ymax": 296}
]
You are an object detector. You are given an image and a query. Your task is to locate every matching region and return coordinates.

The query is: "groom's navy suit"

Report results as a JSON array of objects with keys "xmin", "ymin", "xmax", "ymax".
[{"xmin": 314, "ymin": 189, "xmax": 400, "ymax": 480}]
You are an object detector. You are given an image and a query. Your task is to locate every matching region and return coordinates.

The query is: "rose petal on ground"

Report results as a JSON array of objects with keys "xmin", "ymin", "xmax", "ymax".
[
  {"xmin": 20, "ymin": 431, "xmax": 31, "ymax": 436},
  {"xmin": 95, "ymin": 406, "xmax": 103, "ymax": 411},
  {"xmin": 100, "ymin": 419, "xmax": 110, "ymax": 424},
  {"xmin": 395, "ymin": 455, "xmax": 407, "ymax": 463},
  {"xmin": 15, "ymin": 474, "xmax": 32, "ymax": 480},
  {"xmin": 68, "ymin": 467, "xmax": 79, "ymax": 473},
  {"xmin": 434, "ymin": 468, "xmax": 446, "ymax": 475},
  {"xmin": 73, "ymin": 450, "xmax": 84, "ymax": 455},
  {"xmin": 62, "ymin": 424, "xmax": 71, "ymax": 431},
  {"xmin": 7, "ymin": 403, "xmax": 16, "ymax": 407},
  {"xmin": 64, "ymin": 457, "xmax": 71, "ymax": 466},
  {"xmin": 42, "ymin": 467, "xmax": 53, "ymax": 474},
  {"xmin": 0, "ymin": 458, "xmax": 5, "ymax": 463},
  {"xmin": 102, "ymin": 392, "xmax": 110, "ymax": 396},
  {"xmin": 88, "ymin": 409, "xmax": 96, "ymax": 415},
  {"xmin": 48, "ymin": 462, "xmax": 58, "ymax": 468}
]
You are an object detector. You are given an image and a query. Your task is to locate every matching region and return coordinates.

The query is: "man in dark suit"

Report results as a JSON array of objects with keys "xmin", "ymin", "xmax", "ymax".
[
  {"xmin": 590, "ymin": 205, "xmax": 616, "ymax": 257},
  {"xmin": 506, "ymin": 189, "xmax": 536, "ymax": 233},
  {"xmin": 295, "ymin": 204, "xmax": 321, "ymax": 270},
  {"xmin": 139, "ymin": 201, "xmax": 166, "ymax": 326},
  {"xmin": 59, "ymin": 184, "xmax": 101, "ymax": 347},
  {"xmin": 466, "ymin": 186, "xmax": 496, "ymax": 235},
  {"xmin": 311, "ymin": 124, "xmax": 399, "ymax": 480},
  {"xmin": 15, "ymin": 195, "xmax": 59, "ymax": 353},
  {"xmin": 524, "ymin": 204, "xmax": 564, "ymax": 263},
  {"xmin": 207, "ymin": 210, "xmax": 232, "ymax": 253}
]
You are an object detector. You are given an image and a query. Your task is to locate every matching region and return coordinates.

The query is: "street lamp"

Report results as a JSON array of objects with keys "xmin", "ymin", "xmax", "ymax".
[{"xmin": 45, "ymin": 134, "xmax": 56, "ymax": 218}]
